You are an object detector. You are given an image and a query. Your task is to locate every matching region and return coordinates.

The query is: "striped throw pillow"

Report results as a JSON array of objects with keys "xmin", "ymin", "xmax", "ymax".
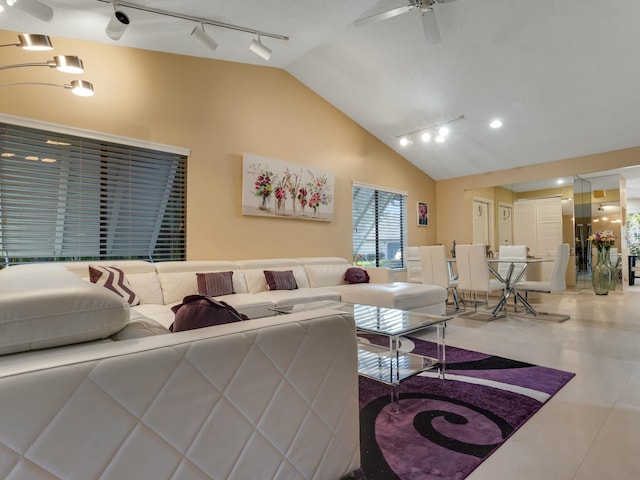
[
  {"xmin": 89, "ymin": 265, "xmax": 141, "ymax": 306},
  {"xmin": 264, "ymin": 270, "xmax": 298, "ymax": 291},
  {"xmin": 196, "ymin": 271, "xmax": 235, "ymax": 297}
]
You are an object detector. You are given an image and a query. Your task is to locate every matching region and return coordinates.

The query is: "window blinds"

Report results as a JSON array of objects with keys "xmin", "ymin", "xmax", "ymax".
[
  {"xmin": 0, "ymin": 122, "xmax": 186, "ymax": 266},
  {"xmin": 352, "ymin": 183, "xmax": 406, "ymax": 269}
]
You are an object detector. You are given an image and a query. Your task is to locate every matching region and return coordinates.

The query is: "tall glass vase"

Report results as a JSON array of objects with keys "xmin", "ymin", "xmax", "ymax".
[{"xmin": 592, "ymin": 244, "xmax": 612, "ymax": 295}]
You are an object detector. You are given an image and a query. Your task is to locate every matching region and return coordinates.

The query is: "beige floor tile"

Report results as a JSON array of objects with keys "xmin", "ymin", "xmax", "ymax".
[{"xmin": 415, "ymin": 286, "xmax": 640, "ymax": 480}]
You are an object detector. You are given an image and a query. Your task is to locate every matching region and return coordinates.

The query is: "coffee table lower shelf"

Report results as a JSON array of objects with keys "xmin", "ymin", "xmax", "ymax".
[{"xmin": 357, "ymin": 341, "xmax": 441, "ymax": 414}]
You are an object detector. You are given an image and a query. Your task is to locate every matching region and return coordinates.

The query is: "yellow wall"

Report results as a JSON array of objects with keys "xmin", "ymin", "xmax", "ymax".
[{"xmin": 0, "ymin": 30, "xmax": 437, "ymax": 260}]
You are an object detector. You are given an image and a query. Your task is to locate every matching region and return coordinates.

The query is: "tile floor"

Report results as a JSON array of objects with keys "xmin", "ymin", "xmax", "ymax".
[{"xmin": 415, "ymin": 285, "xmax": 640, "ymax": 480}]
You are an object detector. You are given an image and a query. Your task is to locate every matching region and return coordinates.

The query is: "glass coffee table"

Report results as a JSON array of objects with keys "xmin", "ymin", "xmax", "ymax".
[{"xmin": 271, "ymin": 301, "xmax": 452, "ymax": 413}]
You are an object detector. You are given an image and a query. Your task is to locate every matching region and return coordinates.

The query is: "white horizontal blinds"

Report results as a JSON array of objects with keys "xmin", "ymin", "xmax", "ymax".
[
  {"xmin": 352, "ymin": 184, "xmax": 406, "ymax": 268},
  {"xmin": 0, "ymin": 122, "xmax": 186, "ymax": 265}
]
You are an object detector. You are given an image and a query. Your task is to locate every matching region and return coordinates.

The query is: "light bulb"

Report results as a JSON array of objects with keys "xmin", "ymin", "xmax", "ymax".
[{"xmin": 490, "ymin": 119, "xmax": 503, "ymax": 129}]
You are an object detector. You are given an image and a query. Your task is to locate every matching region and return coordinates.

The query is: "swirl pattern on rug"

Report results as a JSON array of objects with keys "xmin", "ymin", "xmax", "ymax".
[{"xmin": 354, "ymin": 337, "xmax": 574, "ymax": 480}]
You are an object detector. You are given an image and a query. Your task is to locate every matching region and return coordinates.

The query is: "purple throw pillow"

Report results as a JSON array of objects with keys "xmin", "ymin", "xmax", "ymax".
[
  {"xmin": 196, "ymin": 271, "xmax": 235, "ymax": 297},
  {"xmin": 170, "ymin": 295, "xmax": 248, "ymax": 332},
  {"xmin": 344, "ymin": 267, "xmax": 370, "ymax": 284},
  {"xmin": 264, "ymin": 270, "xmax": 298, "ymax": 290}
]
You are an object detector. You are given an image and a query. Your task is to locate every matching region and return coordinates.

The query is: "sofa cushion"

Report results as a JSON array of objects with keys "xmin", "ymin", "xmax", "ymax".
[
  {"xmin": 124, "ymin": 271, "xmax": 164, "ymax": 305},
  {"xmin": 157, "ymin": 270, "xmax": 248, "ymax": 305},
  {"xmin": 111, "ymin": 311, "xmax": 170, "ymax": 340},
  {"xmin": 264, "ymin": 270, "xmax": 298, "ymax": 290},
  {"xmin": 0, "ymin": 265, "xmax": 130, "ymax": 355},
  {"xmin": 89, "ymin": 265, "xmax": 141, "ymax": 306},
  {"xmin": 243, "ymin": 266, "xmax": 309, "ymax": 293},
  {"xmin": 304, "ymin": 263, "xmax": 349, "ymax": 288},
  {"xmin": 256, "ymin": 288, "xmax": 341, "ymax": 308},
  {"xmin": 329, "ymin": 282, "xmax": 447, "ymax": 312},
  {"xmin": 197, "ymin": 271, "xmax": 235, "ymax": 296},
  {"xmin": 132, "ymin": 304, "xmax": 176, "ymax": 329}
]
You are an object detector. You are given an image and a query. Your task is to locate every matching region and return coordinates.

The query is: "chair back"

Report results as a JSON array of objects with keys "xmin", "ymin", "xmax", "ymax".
[
  {"xmin": 456, "ymin": 244, "xmax": 491, "ymax": 292},
  {"xmin": 419, "ymin": 245, "xmax": 450, "ymax": 289},
  {"xmin": 497, "ymin": 245, "xmax": 527, "ymax": 281},
  {"xmin": 405, "ymin": 247, "xmax": 422, "ymax": 283},
  {"xmin": 549, "ymin": 243, "xmax": 570, "ymax": 291}
]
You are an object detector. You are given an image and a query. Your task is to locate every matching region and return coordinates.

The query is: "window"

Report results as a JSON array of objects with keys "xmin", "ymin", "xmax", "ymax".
[
  {"xmin": 352, "ymin": 183, "xmax": 407, "ymax": 269},
  {"xmin": 0, "ymin": 119, "xmax": 187, "ymax": 267}
]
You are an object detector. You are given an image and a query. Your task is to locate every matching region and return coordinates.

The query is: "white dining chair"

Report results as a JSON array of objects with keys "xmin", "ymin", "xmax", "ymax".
[
  {"xmin": 419, "ymin": 245, "xmax": 461, "ymax": 310},
  {"xmin": 456, "ymin": 244, "xmax": 505, "ymax": 311},
  {"xmin": 515, "ymin": 243, "xmax": 570, "ymax": 306},
  {"xmin": 497, "ymin": 245, "xmax": 528, "ymax": 283},
  {"xmin": 405, "ymin": 246, "xmax": 422, "ymax": 283}
]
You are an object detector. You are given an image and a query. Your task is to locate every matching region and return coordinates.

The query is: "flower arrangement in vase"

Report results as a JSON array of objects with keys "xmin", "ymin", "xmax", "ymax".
[
  {"xmin": 307, "ymin": 171, "xmax": 332, "ymax": 217},
  {"xmin": 588, "ymin": 231, "xmax": 616, "ymax": 295},
  {"xmin": 249, "ymin": 163, "xmax": 274, "ymax": 211},
  {"xmin": 273, "ymin": 170, "xmax": 293, "ymax": 216},
  {"xmin": 297, "ymin": 187, "xmax": 308, "ymax": 215}
]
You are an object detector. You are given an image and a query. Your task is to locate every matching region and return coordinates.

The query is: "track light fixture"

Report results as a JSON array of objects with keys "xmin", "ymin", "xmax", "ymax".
[
  {"xmin": 397, "ymin": 115, "xmax": 465, "ymax": 147},
  {"xmin": 6, "ymin": 0, "xmax": 54, "ymax": 23},
  {"xmin": 105, "ymin": 4, "xmax": 130, "ymax": 41},
  {"xmin": 0, "ymin": 55, "xmax": 85, "ymax": 74},
  {"xmin": 191, "ymin": 23, "xmax": 218, "ymax": 53},
  {"xmin": 249, "ymin": 36, "xmax": 272, "ymax": 61},
  {"xmin": 96, "ymin": 0, "xmax": 288, "ymax": 60},
  {"xmin": 0, "ymin": 33, "xmax": 53, "ymax": 51},
  {"xmin": 0, "ymin": 79, "xmax": 94, "ymax": 96}
]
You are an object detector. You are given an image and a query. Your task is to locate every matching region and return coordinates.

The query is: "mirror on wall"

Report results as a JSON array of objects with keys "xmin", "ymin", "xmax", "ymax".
[{"xmin": 573, "ymin": 176, "xmax": 592, "ymax": 290}]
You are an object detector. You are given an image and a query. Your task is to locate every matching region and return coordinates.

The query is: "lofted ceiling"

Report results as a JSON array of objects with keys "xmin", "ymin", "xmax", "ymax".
[{"xmin": 2, "ymin": 0, "xmax": 640, "ymax": 189}]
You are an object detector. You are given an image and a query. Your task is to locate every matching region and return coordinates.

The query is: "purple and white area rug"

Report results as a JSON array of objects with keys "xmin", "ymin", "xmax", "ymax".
[{"xmin": 354, "ymin": 337, "xmax": 575, "ymax": 480}]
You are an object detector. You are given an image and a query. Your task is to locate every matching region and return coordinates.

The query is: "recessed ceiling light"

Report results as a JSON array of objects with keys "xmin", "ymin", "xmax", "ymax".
[
  {"xmin": 438, "ymin": 127, "xmax": 449, "ymax": 136},
  {"xmin": 399, "ymin": 137, "xmax": 411, "ymax": 147},
  {"xmin": 435, "ymin": 135, "xmax": 446, "ymax": 143},
  {"xmin": 421, "ymin": 132, "xmax": 431, "ymax": 143},
  {"xmin": 1, "ymin": 152, "xmax": 15, "ymax": 157},
  {"xmin": 490, "ymin": 119, "xmax": 503, "ymax": 129},
  {"xmin": 25, "ymin": 156, "xmax": 39, "ymax": 161},
  {"xmin": 46, "ymin": 140, "xmax": 71, "ymax": 146},
  {"xmin": 41, "ymin": 158, "xmax": 57, "ymax": 163},
  {"xmin": 557, "ymin": 179, "xmax": 564, "ymax": 185}
]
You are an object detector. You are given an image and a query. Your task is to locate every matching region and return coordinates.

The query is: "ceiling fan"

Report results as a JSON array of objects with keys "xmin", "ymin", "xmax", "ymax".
[{"xmin": 354, "ymin": 0, "xmax": 458, "ymax": 45}]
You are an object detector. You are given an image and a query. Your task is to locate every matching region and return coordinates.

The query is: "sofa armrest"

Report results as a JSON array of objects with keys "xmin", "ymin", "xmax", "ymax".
[
  {"xmin": 365, "ymin": 266, "xmax": 394, "ymax": 283},
  {"xmin": 0, "ymin": 309, "xmax": 360, "ymax": 479}
]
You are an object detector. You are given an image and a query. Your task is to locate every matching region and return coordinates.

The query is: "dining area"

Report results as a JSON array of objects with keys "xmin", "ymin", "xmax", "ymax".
[{"xmin": 407, "ymin": 243, "xmax": 571, "ymax": 320}]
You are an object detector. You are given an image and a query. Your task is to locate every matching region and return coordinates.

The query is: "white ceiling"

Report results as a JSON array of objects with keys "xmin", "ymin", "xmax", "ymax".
[{"xmin": 2, "ymin": 0, "xmax": 640, "ymax": 189}]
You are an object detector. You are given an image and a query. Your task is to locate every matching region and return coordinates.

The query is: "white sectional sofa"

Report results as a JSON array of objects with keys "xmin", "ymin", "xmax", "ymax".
[
  {"xmin": 0, "ymin": 256, "xmax": 446, "ymax": 479},
  {"xmin": 25, "ymin": 256, "xmax": 447, "ymax": 328},
  {"xmin": 0, "ymin": 264, "xmax": 360, "ymax": 479}
]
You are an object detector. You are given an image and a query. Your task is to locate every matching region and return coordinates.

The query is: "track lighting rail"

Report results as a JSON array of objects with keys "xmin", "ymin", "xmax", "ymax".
[{"xmin": 96, "ymin": 0, "xmax": 290, "ymax": 41}]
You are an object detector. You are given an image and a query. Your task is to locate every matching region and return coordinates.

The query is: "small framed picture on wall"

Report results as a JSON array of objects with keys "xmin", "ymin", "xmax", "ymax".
[{"xmin": 417, "ymin": 201, "xmax": 429, "ymax": 226}]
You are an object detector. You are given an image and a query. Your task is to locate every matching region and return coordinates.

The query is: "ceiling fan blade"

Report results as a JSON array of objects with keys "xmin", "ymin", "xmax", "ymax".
[
  {"xmin": 354, "ymin": 5, "xmax": 414, "ymax": 27},
  {"xmin": 421, "ymin": 7, "xmax": 441, "ymax": 45}
]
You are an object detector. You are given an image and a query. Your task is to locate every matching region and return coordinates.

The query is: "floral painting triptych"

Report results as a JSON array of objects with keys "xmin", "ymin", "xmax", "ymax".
[{"xmin": 242, "ymin": 153, "xmax": 334, "ymax": 222}]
